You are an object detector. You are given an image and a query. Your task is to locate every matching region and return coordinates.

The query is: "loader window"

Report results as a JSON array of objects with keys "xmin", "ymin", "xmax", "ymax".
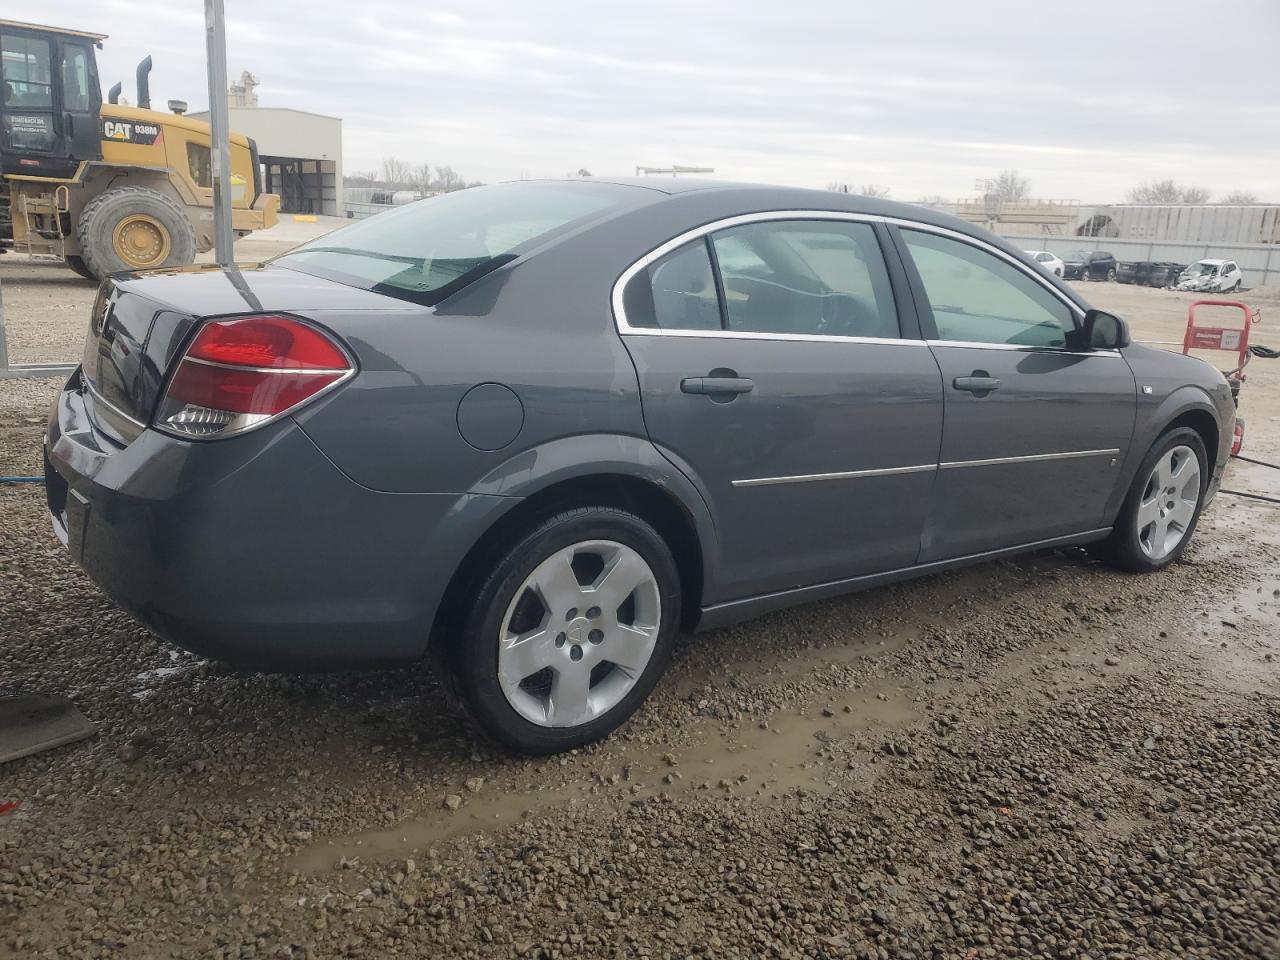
[
  {"xmin": 61, "ymin": 45, "xmax": 91, "ymax": 112},
  {"xmin": 187, "ymin": 142, "xmax": 212, "ymax": 188},
  {"xmin": 1, "ymin": 34, "xmax": 53, "ymax": 108}
]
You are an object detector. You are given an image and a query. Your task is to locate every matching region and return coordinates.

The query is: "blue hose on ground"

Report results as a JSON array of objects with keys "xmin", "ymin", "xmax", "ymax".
[{"xmin": 0, "ymin": 476, "xmax": 45, "ymax": 485}]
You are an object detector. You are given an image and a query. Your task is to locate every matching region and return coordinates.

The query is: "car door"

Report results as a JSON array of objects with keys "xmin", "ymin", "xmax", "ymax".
[
  {"xmin": 617, "ymin": 215, "xmax": 943, "ymax": 602},
  {"xmin": 892, "ymin": 225, "xmax": 1137, "ymax": 561}
]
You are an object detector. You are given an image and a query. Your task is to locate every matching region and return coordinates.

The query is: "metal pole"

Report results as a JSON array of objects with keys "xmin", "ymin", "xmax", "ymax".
[
  {"xmin": 204, "ymin": 0, "xmax": 234, "ymax": 265},
  {"xmin": 0, "ymin": 276, "xmax": 9, "ymax": 373}
]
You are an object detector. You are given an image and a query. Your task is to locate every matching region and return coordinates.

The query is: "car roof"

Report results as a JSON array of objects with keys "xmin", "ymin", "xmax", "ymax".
[
  {"xmin": 1195, "ymin": 258, "xmax": 1227, "ymax": 265},
  {"xmin": 537, "ymin": 177, "xmax": 1005, "ymax": 241}
]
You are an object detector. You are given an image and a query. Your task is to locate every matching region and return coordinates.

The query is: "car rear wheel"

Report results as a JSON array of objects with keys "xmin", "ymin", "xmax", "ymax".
[
  {"xmin": 1094, "ymin": 427, "xmax": 1208, "ymax": 573},
  {"xmin": 449, "ymin": 506, "xmax": 681, "ymax": 754}
]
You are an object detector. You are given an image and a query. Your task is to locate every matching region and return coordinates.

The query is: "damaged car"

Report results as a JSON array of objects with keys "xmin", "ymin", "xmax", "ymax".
[{"xmin": 1176, "ymin": 259, "xmax": 1243, "ymax": 294}]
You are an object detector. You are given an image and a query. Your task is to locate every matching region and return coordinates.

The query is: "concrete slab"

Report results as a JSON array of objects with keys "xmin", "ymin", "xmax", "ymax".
[{"xmin": 0, "ymin": 691, "xmax": 95, "ymax": 764}]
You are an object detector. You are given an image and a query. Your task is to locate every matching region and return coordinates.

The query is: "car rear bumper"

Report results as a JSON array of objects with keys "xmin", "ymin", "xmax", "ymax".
[{"xmin": 45, "ymin": 373, "xmax": 512, "ymax": 670}]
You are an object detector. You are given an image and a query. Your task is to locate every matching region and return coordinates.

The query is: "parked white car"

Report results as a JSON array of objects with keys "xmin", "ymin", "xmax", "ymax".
[
  {"xmin": 1176, "ymin": 259, "xmax": 1244, "ymax": 293},
  {"xmin": 1025, "ymin": 250, "xmax": 1065, "ymax": 278}
]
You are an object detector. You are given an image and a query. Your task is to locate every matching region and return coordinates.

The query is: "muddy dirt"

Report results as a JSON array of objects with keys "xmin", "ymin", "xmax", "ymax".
[{"xmin": 1, "ymin": 268, "xmax": 1278, "ymax": 958}]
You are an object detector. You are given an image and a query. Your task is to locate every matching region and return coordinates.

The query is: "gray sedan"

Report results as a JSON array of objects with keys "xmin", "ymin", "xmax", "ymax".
[{"xmin": 45, "ymin": 179, "xmax": 1237, "ymax": 753}]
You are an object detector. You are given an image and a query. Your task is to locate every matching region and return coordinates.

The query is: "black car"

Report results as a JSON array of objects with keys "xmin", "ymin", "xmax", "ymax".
[
  {"xmin": 1062, "ymin": 250, "xmax": 1117, "ymax": 281},
  {"xmin": 1116, "ymin": 261, "xmax": 1158, "ymax": 285}
]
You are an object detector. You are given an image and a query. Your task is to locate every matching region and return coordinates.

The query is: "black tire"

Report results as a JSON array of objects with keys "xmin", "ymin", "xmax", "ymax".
[
  {"xmin": 63, "ymin": 255, "xmax": 97, "ymax": 282},
  {"xmin": 1106, "ymin": 267, "xmax": 1117, "ymax": 281},
  {"xmin": 1094, "ymin": 427, "xmax": 1208, "ymax": 573},
  {"xmin": 448, "ymin": 506, "xmax": 682, "ymax": 754},
  {"xmin": 76, "ymin": 185, "xmax": 197, "ymax": 277}
]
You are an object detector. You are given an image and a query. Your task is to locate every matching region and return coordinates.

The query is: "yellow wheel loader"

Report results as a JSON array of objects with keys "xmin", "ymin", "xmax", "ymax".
[{"xmin": 0, "ymin": 19, "xmax": 279, "ymax": 280}]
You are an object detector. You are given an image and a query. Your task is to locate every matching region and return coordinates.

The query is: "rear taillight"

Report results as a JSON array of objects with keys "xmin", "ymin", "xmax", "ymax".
[{"xmin": 155, "ymin": 314, "xmax": 353, "ymax": 439}]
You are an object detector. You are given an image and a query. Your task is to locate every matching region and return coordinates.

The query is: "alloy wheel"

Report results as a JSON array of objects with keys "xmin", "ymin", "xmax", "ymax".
[
  {"xmin": 1136, "ymin": 445, "xmax": 1201, "ymax": 560},
  {"xmin": 497, "ymin": 540, "xmax": 661, "ymax": 727}
]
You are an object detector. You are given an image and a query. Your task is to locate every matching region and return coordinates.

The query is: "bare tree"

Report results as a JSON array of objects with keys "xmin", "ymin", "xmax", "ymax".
[
  {"xmin": 858, "ymin": 184, "xmax": 891, "ymax": 199},
  {"xmin": 344, "ymin": 170, "xmax": 378, "ymax": 187},
  {"xmin": 408, "ymin": 162, "xmax": 432, "ymax": 193},
  {"xmin": 826, "ymin": 181, "xmax": 851, "ymax": 193},
  {"xmin": 379, "ymin": 156, "xmax": 415, "ymax": 189},
  {"xmin": 1220, "ymin": 190, "xmax": 1259, "ymax": 204},
  {"xmin": 576, "ymin": 168, "xmax": 592, "ymax": 178},
  {"xmin": 992, "ymin": 170, "xmax": 1030, "ymax": 203},
  {"xmin": 916, "ymin": 194, "xmax": 947, "ymax": 206},
  {"xmin": 1127, "ymin": 180, "xmax": 1211, "ymax": 204},
  {"xmin": 432, "ymin": 165, "xmax": 465, "ymax": 192}
]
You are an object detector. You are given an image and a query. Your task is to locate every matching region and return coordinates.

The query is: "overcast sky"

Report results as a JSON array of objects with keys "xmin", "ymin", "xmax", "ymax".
[{"xmin": 43, "ymin": 0, "xmax": 1280, "ymax": 201}]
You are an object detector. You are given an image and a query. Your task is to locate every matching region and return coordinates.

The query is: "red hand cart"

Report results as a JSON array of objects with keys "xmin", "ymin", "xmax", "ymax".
[{"xmin": 1182, "ymin": 299, "xmax": 1260, "ymax": 455}]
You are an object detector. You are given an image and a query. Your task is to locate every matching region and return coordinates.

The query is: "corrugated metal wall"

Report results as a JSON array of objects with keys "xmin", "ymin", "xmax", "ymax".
[
  {"xmin": 1072, "ymin": 205, "xmax": 1280, "ymax": 244},
  {"xmin": 1008, "ymin": 235, "xmax": 1280, "ymax": 288}
]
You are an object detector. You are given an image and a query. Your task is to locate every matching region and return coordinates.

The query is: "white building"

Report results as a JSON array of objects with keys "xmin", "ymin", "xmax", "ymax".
[{"xmin": 190, "ymin": 104, "xmax": 344, "ymax": 218}]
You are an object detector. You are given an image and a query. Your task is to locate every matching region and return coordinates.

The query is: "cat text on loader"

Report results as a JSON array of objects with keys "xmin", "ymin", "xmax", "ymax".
[{"xmin": 0, "ymin": 19, "xmax": 279, "ymax": 280}]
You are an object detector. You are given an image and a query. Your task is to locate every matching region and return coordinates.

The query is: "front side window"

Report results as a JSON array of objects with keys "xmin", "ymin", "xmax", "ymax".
[
  {"xmin": 710, "ymin": 220, "xmax": 899, "ymax": 338},
  {"xmin": 61, "ymin": 44, "xmax": 91, "ymax": 112},
  {"xmin": 277, "ymin": 181, "xmax": 646, "ymax": 306},
  {"xmin": 902, "ymin": 229, "xmax": 1076, "ymax": 348},
  {"xmin": 1, "ymin": 34, "xmax": 53, "ymax": 107}
]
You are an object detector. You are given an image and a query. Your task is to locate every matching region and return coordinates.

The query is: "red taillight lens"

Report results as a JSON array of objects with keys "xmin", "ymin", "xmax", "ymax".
[
  {"xmin": 156, "ymin": 314, "xmax": 352, "ymax": 439},
  {"xmin": 186, "ymin": 315, "xmax": 350, "ymax": 370}
]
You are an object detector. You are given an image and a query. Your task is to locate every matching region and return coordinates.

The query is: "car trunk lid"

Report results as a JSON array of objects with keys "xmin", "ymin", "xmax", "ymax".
[{"xmin": 78, "ymin": 264, "xmax": 403, "ymax": 443}]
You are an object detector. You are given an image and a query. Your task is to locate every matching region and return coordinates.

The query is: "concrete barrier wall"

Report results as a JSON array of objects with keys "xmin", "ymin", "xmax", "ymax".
[{"xmin": 1006, "ymin": 235, "xmax": 1280, "ymax": 288}]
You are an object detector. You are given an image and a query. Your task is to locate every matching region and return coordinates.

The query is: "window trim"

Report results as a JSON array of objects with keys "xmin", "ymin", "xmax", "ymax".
[{"xmin": 612, "ymin": 210, "xmax": 1087, "ymax": 347}]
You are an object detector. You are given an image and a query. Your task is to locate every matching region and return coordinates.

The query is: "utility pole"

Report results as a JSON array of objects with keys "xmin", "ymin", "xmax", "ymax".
[{"xmin": 204, "ymin": 0, "xmax": 234, "ymax": 266}]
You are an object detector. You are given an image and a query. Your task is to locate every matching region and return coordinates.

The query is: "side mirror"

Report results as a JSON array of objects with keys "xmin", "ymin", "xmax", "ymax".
[{"xmin": 1077, "ymin": 309, "xmax": 1130, "ymax": 350}]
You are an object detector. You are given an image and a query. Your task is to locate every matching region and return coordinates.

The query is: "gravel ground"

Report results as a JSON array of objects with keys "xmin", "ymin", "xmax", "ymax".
[{"xmin": 1, "ymin": 276, "xmax": 1278, "ymax": 959}]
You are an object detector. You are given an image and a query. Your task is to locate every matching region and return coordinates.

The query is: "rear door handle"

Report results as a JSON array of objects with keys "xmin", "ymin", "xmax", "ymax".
[
  {"xmin": 681, "ymin": 376, "xmax": 754, "ymax": 396},
  {"xmin": 952, "ymin": 375, "xmax": 1001, "ymax": 395}
]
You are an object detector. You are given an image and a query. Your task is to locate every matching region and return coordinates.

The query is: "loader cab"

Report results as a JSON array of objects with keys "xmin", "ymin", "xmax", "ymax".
[{"xmin": 0, "ymin": 20, "xmax": 104, "ymax": 179}]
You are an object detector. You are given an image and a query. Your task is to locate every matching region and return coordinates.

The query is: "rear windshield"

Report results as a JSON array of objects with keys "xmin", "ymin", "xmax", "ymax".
[{"xmin": 275, "ymin": 181, "xmax": 644, "ymax": 306}]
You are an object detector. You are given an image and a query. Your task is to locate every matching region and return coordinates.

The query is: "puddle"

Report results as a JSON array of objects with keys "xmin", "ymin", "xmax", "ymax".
[{"xmin": 287, "ymin": 682, "xmax": 919, "ymax": 875}]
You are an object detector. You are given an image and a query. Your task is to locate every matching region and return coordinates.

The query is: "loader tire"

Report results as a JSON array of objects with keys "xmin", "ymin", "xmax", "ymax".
[
  {"xmin": 63, "ymin": 256, "xmax": 97, "ymax": 282},
  {"xmin": 76, "ymin": 185, "xmax": 197, "ymax": 278}
]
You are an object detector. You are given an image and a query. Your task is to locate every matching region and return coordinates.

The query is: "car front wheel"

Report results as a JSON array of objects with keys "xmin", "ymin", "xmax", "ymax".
[
  {"xmin": 449, "ymin": 506, "xmax": 681, "ymax": 753},
  {"xmin": 1095, "ymin": 427, "xmax": 1208, "ymax": 573},
  {"xmin": 1106, "ymin": 267, "xmax": 1117, "ymax": 281}
]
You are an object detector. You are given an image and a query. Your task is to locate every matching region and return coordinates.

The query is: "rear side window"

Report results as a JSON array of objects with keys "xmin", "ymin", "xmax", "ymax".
[
  {"xmin": 902, "ymin": 229, "xmax": 1075, "ymax": 348},
  {"xmin": 277, "ymin": 181, "xmax": 645, "ymax": 306},
  {"xmin": 648, "ymin": 240, "xmax": 720, "ymax": 330},
  {"xmin": 711, "ymin": 220, "xmax": 899, "ymax": 338}
]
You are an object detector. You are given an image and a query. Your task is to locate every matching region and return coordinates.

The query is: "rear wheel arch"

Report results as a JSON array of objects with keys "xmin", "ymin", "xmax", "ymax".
[{"xmin": 430, "ymin": 472, "xmax": 707, "ymax": 663}]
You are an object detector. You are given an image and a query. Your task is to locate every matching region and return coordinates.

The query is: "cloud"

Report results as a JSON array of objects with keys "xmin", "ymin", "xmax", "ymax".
[{"xmin": 46, "ymin": 0, "xmax": 1280, "ymax": 200}]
